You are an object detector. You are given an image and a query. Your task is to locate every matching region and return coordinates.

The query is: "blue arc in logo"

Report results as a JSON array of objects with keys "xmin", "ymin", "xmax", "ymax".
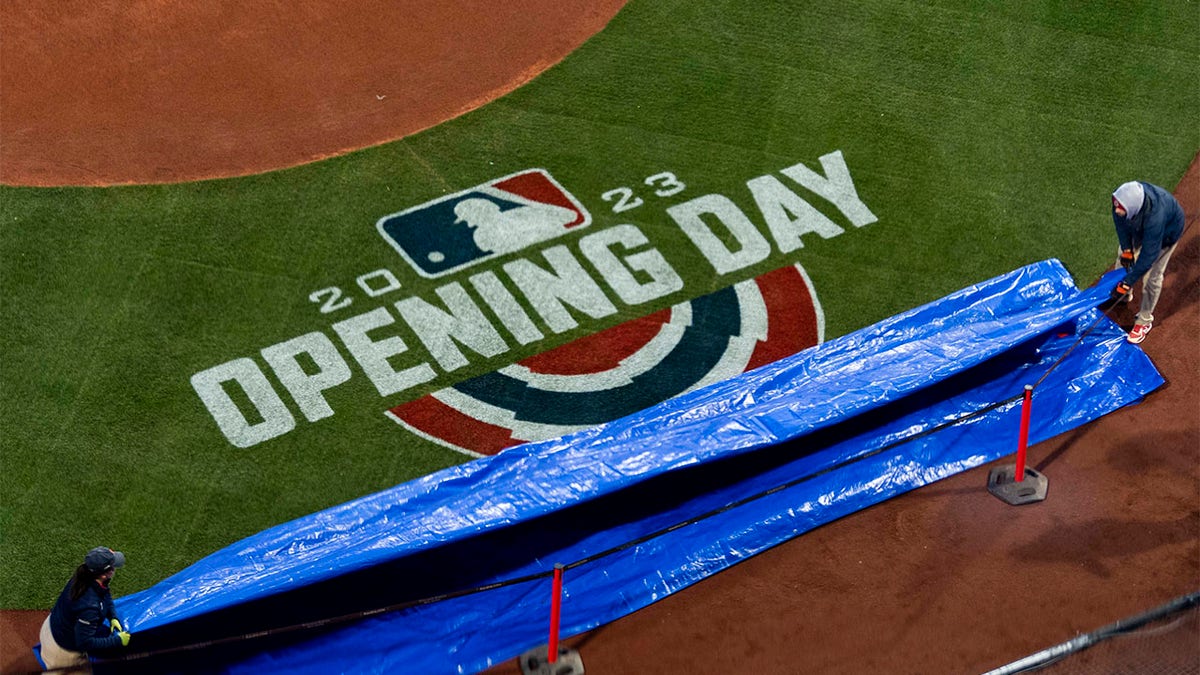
[{"xmin": 455, "ymin": 286, "xmax": 741, "ymax": 425}]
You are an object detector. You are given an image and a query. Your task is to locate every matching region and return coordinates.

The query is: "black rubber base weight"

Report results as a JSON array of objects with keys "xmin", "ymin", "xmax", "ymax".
[
  {"xmin": 987, "ymin": 465, "xmax": 1049, "ymax": 505},
  {"xmin": 520, "ymin": 645, "xmax": 585, "ymax": 675}
]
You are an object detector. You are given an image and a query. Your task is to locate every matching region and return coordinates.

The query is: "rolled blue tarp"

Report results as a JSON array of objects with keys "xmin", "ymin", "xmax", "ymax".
[{"xmin": 107, "ymin": 260, "xmax": 1162, "ymax": 674}]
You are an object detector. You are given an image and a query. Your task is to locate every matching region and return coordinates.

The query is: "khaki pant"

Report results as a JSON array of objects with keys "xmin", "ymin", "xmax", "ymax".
[
  {"xmin": 38, "ymin": 616, "xmax": 90, "ymax": 673},
  {"xmin": 1115, "ymin": 241, "xmax": 1178, "ymax": 324}
]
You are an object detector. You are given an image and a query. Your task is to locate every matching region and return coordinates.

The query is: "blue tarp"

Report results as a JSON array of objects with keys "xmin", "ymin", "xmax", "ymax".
[{"xmin": 107, "ymin": 260, "xmax": 1162, "ymax": 674}]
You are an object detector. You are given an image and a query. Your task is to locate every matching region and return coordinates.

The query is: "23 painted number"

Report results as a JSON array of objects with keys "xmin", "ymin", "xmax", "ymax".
[{"xmin": 601, "ymin": 171, "xmax": 686, "ymax": 213}]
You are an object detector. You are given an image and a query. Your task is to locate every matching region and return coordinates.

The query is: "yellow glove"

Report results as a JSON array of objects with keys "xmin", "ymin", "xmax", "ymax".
[
  {"xmin": 110, "ymin": 618, "xmax": 123, "ymax": 633},
  {"xmin": 118, "ymin": 631, "xmax": 131, "ymax": 647}
]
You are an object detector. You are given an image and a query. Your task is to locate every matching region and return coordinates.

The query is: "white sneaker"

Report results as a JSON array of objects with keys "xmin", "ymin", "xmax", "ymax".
[{"xmin": 1127, "ymin": 323, "xmax": 1152, "ymax": 344}]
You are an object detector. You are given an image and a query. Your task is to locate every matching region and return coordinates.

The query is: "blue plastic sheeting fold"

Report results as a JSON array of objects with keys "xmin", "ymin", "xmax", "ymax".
[{"xmin": 109, "ymin": 260, "xmax": 1161, "ymax": 674}]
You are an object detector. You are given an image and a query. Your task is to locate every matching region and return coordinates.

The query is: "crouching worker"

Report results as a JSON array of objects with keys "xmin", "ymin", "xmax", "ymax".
[
  {"xmin": 1108, "ymin": 180, "xmax": 1185, "ymax": 344},
  {"xmin": 40, "ymin": 547, "xmax": 133, "ymax": 670}
]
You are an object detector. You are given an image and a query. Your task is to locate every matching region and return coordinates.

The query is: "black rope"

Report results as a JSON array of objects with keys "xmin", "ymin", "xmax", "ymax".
[
  {"xmin": 32, "ymin": 300, "xmax": 1122, "ymax": 674},
  {"xmin": 565, "ymin": 391, "xmax": 1026, "ymax": 572},
  {"xmin": 1031, "ymin": 303, "xmax": 1118, "ymax": 390}
]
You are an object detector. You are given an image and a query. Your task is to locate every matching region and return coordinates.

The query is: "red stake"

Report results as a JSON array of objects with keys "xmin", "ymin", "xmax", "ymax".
[
  {"xmin": 1015, "ymin": 385, "xmax": 1033, "ymax": 482},
  {"xmin": 547, "ymin": 563, "xmax": 565, "ymax": 664}
]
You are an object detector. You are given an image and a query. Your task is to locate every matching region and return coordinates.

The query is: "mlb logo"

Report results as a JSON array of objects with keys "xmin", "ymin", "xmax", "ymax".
[{"xmin": 377, "ymin": 169, "xmax": 592, "ymax": 278}]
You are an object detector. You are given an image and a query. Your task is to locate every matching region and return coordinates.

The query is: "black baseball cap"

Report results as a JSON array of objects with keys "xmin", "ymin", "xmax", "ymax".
[{"xmin": 84, "ymin": 547, "xmax": 126, "ymax": 573}]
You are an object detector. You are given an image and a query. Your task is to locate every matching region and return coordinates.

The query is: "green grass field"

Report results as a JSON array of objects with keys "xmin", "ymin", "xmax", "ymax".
[{"xmin": 1, "ymin": 0, "xmax": 1196, "ymax": 609}]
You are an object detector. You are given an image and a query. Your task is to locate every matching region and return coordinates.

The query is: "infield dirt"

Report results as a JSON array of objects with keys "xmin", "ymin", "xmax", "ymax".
[{"xmin": 0, "ymin": 0, "xmax": 625, "ymax": 186}]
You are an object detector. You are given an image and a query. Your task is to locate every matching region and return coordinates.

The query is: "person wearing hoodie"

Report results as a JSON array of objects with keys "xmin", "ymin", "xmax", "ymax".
[
  {"xmin": 41, "ymin": 547, "xmax": 133, "ymax": 669},
  {"xmin": 1108, "ymin": 180, "xmax": 1185, "ymax": 344}
]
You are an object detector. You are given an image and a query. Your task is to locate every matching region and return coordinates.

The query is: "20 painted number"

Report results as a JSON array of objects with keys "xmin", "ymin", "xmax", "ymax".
[{"xmin": 309, "ymin": 268, "xmax": 403, "ymax": 314}]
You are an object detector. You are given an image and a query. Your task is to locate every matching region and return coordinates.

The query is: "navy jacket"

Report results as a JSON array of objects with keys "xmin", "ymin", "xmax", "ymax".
[
  {"xmin": 1113, "ymin": 181, "xmax": 1185, "ymax": 287},
  {"xmin": 48, "ymin": 579, "xmax": 123, "ymax": 653}
]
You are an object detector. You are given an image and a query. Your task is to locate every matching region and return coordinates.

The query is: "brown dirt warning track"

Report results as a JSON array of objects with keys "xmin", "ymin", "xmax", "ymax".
[{"xmin": 1, "ymin": 1, "xmax": 1197, "ymax": 673}]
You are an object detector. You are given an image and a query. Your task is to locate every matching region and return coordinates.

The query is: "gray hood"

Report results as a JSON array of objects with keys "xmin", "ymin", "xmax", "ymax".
[{"xmin": 1112, "ymin": 181, "xmax": 1145, "ymax": 217}]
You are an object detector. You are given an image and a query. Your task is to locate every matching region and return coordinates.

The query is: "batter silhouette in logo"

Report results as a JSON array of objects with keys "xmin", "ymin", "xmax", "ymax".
[
  {"xmin": 453, "ymin": 197, "xmax": 577, "ymax": 256},
  {"xmin": 377, "ymin": 169, "xmax": 591, "ymax": 278}
]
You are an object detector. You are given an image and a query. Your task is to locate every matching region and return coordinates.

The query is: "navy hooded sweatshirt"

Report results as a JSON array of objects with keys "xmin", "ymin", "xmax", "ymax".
[{"xmin": 1112, "ymin": 181, "xmax": 1185, "ymax": 287}]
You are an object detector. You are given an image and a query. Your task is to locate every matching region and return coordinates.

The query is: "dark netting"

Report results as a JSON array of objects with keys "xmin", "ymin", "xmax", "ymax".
[{"xmin": 985, "ymin": 592, "xmax": 1200, "ymax": 675}]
